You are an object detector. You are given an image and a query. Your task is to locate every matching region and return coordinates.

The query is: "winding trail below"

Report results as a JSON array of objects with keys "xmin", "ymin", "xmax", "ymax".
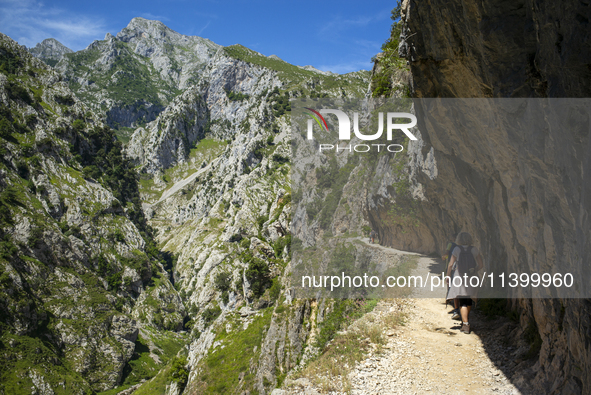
[
  {"xmin": 152, "ymin": 158, "xmax": 221, "ymax": 207},
  {"xmin": 347, "ymin": 238, "xmax": 521, "ymax": 394}
]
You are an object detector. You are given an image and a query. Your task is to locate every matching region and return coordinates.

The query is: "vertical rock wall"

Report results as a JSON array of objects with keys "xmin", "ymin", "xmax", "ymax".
[
  {"xmin": 401, "ymin": 0, "xmax": 591, "ymax": 98},
  {"xmin": 373, "ymin": 1, "xmax": 591, "ymax": 393}
]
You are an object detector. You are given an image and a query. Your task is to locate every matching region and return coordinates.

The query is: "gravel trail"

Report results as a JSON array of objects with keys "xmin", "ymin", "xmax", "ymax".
[{"xmin": 281, "ymin": 240, "xmax": 524, "ymax": 395}]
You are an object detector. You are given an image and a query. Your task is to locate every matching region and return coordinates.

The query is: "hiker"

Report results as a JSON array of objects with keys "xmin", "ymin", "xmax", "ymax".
[
  {"xmin": 370, "ymin": 230, "xmax": 376, "ymax": 244},
  {"xmin": 443, "ymin": 233, "xmax": 460, "ymax": 320},
  {"xmin": 446, "ymin": 232, "xmax": 484, "ymax": 334}
]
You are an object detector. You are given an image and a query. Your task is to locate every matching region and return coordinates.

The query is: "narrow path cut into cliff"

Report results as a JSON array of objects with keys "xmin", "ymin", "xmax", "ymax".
[{"xmin": 282, "ymin": 239, "xmax": 526, "ymax": 395}]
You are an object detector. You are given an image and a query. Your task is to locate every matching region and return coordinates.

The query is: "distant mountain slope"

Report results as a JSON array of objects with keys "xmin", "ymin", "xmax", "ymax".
[
  {"xmin": 28, "ymin": 38, "xmax": 73, "ymax": 67},
  {"xmin": 53, "ymin": 17, "xmax": 221, "ymax": 130},
  {"xmin": 126, "ymin": 42, "xmax": 371, "ymax": 175},
  {"xmin": 3, "ymin": 18, "xmax": 378, "ymax": 395},
  {"xmin": 118, "ymin": 32, "xmax": 372, "ymax": 393},
  {"xmin": 43, "ymin": 18, "xmax": 370, "ymax": 138}
]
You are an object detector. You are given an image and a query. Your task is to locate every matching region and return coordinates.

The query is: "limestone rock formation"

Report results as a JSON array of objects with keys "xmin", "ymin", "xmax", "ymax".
[
  {"xmin": 400, "ymin": 0, "xmax": 591, "ymax": 99},
  {"xmin": 120, "ymin": 34, "xmax": 371, "ymax": 394},
  {"xmin": 28, "ymin": 38, "xmax": 73, "ymax": 67},
  {"xmin": 53, "ymin": 17, "xmax": 220, "ymax": 129},
  {"xmin": 365, "ymin": 1, "xmax": 591, "ymax": 394},
  {"xmin": 3, "ymin": 16, "xmax": 379, "ymax": 395},
  {"xmin": 116, "ymin": 17, "xmax": 220, "ymax": 90},
  {"xmin": 0, "ymin": 33, "xmax": 185, "ymax": 393}
]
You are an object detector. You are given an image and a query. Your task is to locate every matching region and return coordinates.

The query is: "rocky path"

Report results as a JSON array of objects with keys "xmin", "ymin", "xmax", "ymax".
[
  {"xmin": 345, "ymin": 299, "xmax": 521, "ymax": 394},
  {"xmin": 281, "ymin": 239, "xmax": 524, "ymax": 395},
  {"xmin": 154, "ymin": 158, "xmax": 220, "ymax": 206}
]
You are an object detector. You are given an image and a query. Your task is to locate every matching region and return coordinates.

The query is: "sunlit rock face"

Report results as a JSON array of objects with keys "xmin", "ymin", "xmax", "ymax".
[
  {"xmin": 53, "ymin": 18, "xmax": 221, "ymax": 129},
  {"xmin": 28, "ymin": 38, "xmax": 73, "ymax": 66}
]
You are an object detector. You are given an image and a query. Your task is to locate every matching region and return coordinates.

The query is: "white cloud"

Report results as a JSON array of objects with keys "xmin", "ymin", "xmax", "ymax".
[
  {"xmin": 311, "ymin": 7, "xmax": 391, "ymax": 74},
  {"xmin": 0, "ymin": 0, "xmax": 106, "ymax": 50},
  {"xmin": 319, "ymin": 15, "xmax": 373, "ymax": 37},
  {"xmin": 354, "ymin": 39, "xmax": 382, "ymax": 51},
  {"xmin": 318, "ymin": 8, "xmax": 390, "ymax": 41}
]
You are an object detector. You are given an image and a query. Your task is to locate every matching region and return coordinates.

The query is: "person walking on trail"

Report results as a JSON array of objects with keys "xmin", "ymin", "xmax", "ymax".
[
  {"xmin": 370, "ymin": 230, "xmax": 376, "ymax": 244},
  {"xmin": 443, "ymin": 233, "xmax": 460, "ymax": 320},
  {"xmin": 446, "ymin": 232, "xmax": 484, "ymax": 334}
]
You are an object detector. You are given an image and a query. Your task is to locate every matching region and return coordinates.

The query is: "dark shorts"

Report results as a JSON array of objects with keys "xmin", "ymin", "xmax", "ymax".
[{"xmin": 458, "ymin": 298, "xmax": 473, "ymax": 307}]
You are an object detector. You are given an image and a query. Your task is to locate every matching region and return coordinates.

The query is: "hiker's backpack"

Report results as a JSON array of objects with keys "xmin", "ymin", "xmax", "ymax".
[{"xmin": 456, "ymin": 245, "xmax": 477, "ymax": 275}]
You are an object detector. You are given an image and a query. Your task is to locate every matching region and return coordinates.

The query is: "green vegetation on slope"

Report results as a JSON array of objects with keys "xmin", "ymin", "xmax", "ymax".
[
  {"xmin": 371, "ymin": 1, "xmax": 410, "ymax": 97},
  {"xmin": 138, "ymin": 138, "xmax": 229, "ymax": 203},
  {"xmin": 224, "ymin": 45, "xmax": 319, "ymax": 83},
  {"xmin": 224, "ymin": 44, "xmax": 370, "ymax": 95},
  {"xmin": 296, "ymin": 300, "xmax": 407, "ymax": 392},
  {"xmin": 63, "ymin": 40, "xmax": 179, "ymax": 123},
  {"xmin": 0, "ymin": 33, "xmax": 184, "ymax": 393},
  {"xmin": 307, "ymin": 154, "xmax": 360, "ymax": 230},
  {"xmin": 192, "ymin": 308, "xmax": 273, "ymax": 394},
  {"xmin": 99, "ymin": 329, "xmax": 188, "ymax": 395}
]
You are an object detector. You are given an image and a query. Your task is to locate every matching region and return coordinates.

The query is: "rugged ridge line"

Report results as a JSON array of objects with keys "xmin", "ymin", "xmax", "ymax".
[
  {"xmin": 4, "ymin": 18, "xmax": 378, "ymax": 394},
  {"xmin": 54, "ymin": 18, "xmax": 220, "ymax": 130}
]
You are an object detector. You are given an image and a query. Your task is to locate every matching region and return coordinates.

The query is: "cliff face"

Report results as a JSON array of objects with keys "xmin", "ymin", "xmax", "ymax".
[
  {"xmin": 4, "ymin": 18, "xmax": 374, "ymax": 392},
  {"xmin": 372, "ymin": 1, "xmax": 591, "ymax": 393},
  {"xmin": 115, "ymin": 17, "xmax": 220, "ymax": 91},
  {"xmin": 0, "ymin": 33, "xmax": 185, "ymax": 393},
  {"xmin": 54, "ymin": 18, "xmax": 220, "ymax": 129},
  {"xmin": 113, "ymin": 35, "xmax": 371, "ymax": 393},
  {"xmin": 400, "ymin": 0, "xmax": 591, "ymax": 98}
]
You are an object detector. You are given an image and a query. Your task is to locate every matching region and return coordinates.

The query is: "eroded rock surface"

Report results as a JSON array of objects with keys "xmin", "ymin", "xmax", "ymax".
[{"xmin": 364, "ymin": 1, "xmax": 591, "ymax": 393}]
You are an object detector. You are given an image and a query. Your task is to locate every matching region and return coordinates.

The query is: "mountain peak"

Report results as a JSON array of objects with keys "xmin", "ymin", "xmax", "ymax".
[
  {"xmin": 28, "ymin": 38, "xmax": 72, "ymax": 66},
  {"xmin": 127, "ymin": 17, "xmax": 168, "ymax": 30},
  {"xmin": 113, "ymin": 16, "xmax": 220, "ymax": 64},
  {"xmin": 30, "ymin": 38, "xmax": 72, "ymax": 52},
  {"xmin": 117, "ymin": 17, "xmax": 175, "ymax": 41}
]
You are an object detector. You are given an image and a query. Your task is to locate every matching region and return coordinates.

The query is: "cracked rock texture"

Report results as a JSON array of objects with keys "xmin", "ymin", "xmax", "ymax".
[
  {"xmin": 0, "ymin": 33, "xmax": 184, "ymax": 393},
  {"xmin": 28, "ymin": 38, "xmax": 73, "ymax": 66},
  {"xmin": 54, "ymin": 17, "xmax": 220, "ymax": 129},
  {"xmin": 364, "ymin": 1, "xmax": 591, "ymax": 394}
]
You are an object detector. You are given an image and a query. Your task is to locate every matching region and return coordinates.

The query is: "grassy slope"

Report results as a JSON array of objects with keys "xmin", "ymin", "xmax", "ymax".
[{"xmin": 224, "ymin": 45, "xmax": 370, "ymax": 95}]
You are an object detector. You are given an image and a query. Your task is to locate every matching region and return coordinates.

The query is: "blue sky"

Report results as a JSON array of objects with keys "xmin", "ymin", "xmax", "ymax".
[{"xmin": 0, "ymin": 0, "xmax": 396, "ymax": 74}]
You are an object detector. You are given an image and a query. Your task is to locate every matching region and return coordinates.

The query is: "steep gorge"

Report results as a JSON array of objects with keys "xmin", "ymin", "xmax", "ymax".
[
  {"xmin": 3, "ymin": 3, "xmax": 590, "ymax": 393},
  {"xmin": 2, "ymin": 17, "xmax": 382, "ymax": 393}
]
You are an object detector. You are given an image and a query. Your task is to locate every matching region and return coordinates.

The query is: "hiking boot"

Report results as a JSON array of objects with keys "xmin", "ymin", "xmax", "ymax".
[
  {"xmin": 448, "ymin": 308, "xmax": 458, "ymax": 314},
  {"xmin": 451, "ymin": 311, "xmax": 461, "ymax": 320},
  {"xmin": 460, "ymin": 323, "xmax": 471, "ymax": 334}
]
